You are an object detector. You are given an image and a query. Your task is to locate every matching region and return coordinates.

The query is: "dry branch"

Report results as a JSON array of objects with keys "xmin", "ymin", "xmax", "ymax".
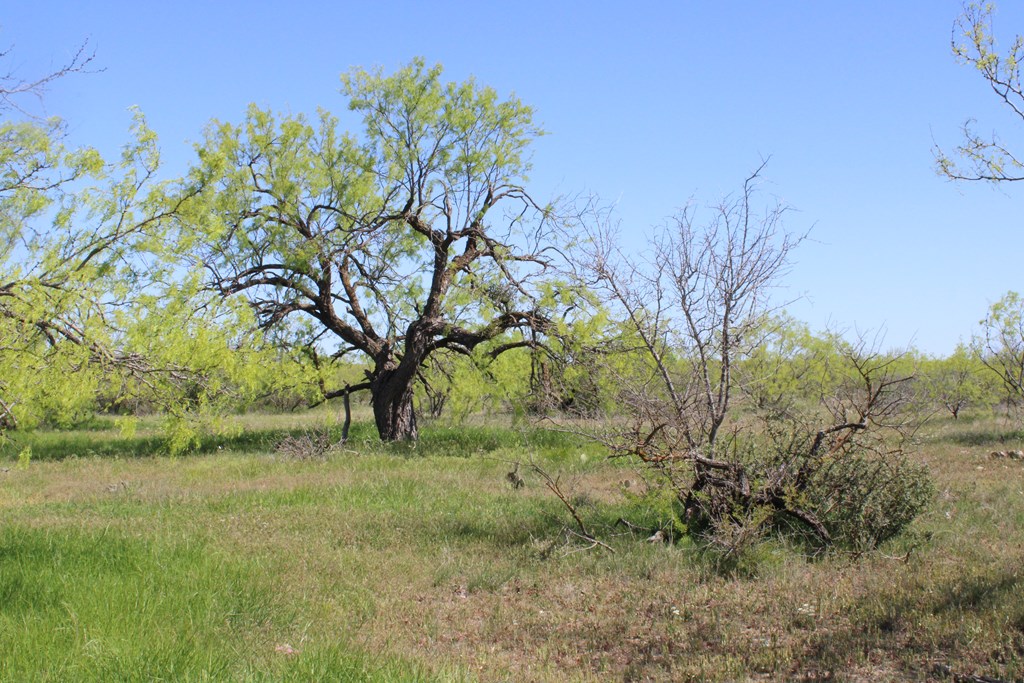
[{"xmin": 529, "ymin": 459, "xmax": 614, "ymax": 553}]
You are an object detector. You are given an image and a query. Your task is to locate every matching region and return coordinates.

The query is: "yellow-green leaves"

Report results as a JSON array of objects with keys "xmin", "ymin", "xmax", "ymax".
[
  {"xmin": 0, "ymin": 106, "xmax": 280, "ymax": 446},
  {"xmin": 172, "ymin": 59, "xmax": 558, "ymax": 439},
  {"xmin": 975, "ymin": 291, "xmax": 1024, "ymax": 408},
  {"xmin": 342, "ymin": 58, "xmax": 540, "ymax": 202},
  {"xmin": 939, "ymin": 2, "xmax": 1024, "ymax": 182}
]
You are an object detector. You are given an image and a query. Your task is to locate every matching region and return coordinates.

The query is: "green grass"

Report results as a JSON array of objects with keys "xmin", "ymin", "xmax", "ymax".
[
  {"xmin": 0, "ymin": 411, "xmax": 1022, "ymax": 681},
  {"xmin": 0, "ymin": 524, "xmax": 444, "ymax": 682},
  {"xmin": 0, "ymin": 412, "xmax": 602, "ymax": 463}
]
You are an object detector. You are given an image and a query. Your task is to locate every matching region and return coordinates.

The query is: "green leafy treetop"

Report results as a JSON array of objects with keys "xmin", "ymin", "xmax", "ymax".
[{"xmin": 975, "ymin": 291, "xmax": 1024, "ymax": 409}]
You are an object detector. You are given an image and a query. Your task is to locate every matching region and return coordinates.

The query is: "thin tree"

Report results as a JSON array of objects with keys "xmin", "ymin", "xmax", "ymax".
[
  {"xmin": 975, "ymin": 291, "xmax": 1024, "ymax": 412},
  {"xmin": 576, "ymin": 162, "xmax": 800, "ymax": 458},
  {"xmin": 0, "ymin": 40, "xmax": 96, "ymax": 117}
]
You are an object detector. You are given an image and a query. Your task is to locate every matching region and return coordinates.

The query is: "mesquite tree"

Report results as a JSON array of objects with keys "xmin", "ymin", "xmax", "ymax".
[
  {"xmin": 0, "ymin": 46, "xmax": 284, "ymax": 445},
  {"xmin": 975, "ymin": 291, "xmax": 1024, "ymax": 412},
  {"xmin": 183, "ymin": 60, "xmax": 556, "ymax": 441},
  {"xmin": 576, "ymin": 163, "xmax": 800, "ymax": 458}
]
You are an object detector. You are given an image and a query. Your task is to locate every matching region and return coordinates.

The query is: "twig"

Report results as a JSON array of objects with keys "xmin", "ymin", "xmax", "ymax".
[{"xmin": 529, "ymin": 459, "xmax": 614, "ymax": 553}]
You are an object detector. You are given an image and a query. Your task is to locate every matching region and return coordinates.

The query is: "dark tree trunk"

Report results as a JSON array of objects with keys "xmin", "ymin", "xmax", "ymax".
[{"xmin": 371, "ymin": 369, "xmax": 418, "ymax": 442}]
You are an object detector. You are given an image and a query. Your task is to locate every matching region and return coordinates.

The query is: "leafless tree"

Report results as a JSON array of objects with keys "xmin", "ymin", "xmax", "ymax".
[
  {"xmin": 566, "ymin": 166, "xmax": 930, "ymax": 551},
  {"xmin": 575, "ymin": 162, "xmax": 800, "ymax": 452}
]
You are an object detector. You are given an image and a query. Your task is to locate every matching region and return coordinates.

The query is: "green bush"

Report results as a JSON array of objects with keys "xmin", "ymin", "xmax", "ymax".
[{"xmin": 806, "ymin": 450, "xmax": 934, "ymax": 551}]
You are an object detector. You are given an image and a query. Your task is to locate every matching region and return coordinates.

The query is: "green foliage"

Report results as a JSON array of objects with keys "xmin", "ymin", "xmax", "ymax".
[
  {"xmin": 621, "ymin": 478, "xmax": 689, "ymax": 540},
  {"xmin": 414, "ymin": 349, "xmax": 516, "ymax": 421},
  {"xmin": 0, "ymin": 105, "xmax": 313, "ymax": 448},
  {"xmin": 414, "ymin": 293, "xmax": 649, "ymax": 424},
  {"xmin": 184, "ymin": 57, "xmax": 545, "ymax": 344},
  {"xmin": 342, "ymin": 58, "xmax": 539, "ymax": 189},
  {"xmin": 975, "ymin": 291, "xmax": 1024, "ymax": 413},
  {"xmin": 178, "ymin": 58, "xmax": 558, "ymax": 440},
  {"xmin": 739, "ymin": 317, "xmax": 842, "ymax": 413},
  {"xmin": 937, "ymin": 2, "xmax": 1024, "ymax": 182},
  {"xmin": 0, "ymin": 115, "xmax": 109, "ymax": 432},
  {"xmin": 0, "ymin": 45, "xmax": 319, "ymax": 443},
  {"xmin": 919, "ymin": 343, "xmax": 999, "ymax": 418},
  {"xmin": 805, "ymin": 450, "xmax": 935, "ymax": 552}
]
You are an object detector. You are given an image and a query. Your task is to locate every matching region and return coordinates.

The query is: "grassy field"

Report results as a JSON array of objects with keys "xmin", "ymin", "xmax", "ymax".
[{"xmin": 1, "ymin": 409, "xmax": 1022, "ymax": 682}]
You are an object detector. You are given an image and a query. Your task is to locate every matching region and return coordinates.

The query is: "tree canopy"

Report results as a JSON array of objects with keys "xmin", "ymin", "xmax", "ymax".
[
  {"xmin": 0, "ymin": 48, "xmax": 286, "ymax": 447},
  {"xmin": 182, "ymin": 59, "xmax": 561, "ymax": 441}
]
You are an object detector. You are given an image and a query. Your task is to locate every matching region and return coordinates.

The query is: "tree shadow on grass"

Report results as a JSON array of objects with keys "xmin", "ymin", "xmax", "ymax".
[
  {"xmin": 941, "ymin": 426, "xmax": 1024, "ymax": 448},
  {"xmin": 931, "ymin": 570, "xmax": 1022, "ymax": 617},
  {"xmin": 440, "ymin": 509, "xmax": 575, "ymax": 550},
  {"xmin": 0, "ymin": 423, "xmax": 379, "ymax": 462},
  {"xmin": 374, "ymin": 424, "xmax": 592, "ymax": 459},
  {"xmin": 800, "ymin": 562, "xmax": 1024, "ymax": 681},
  {"xmin": 1, "ymin": 421, "xmax": 594, "ymax": 463}
]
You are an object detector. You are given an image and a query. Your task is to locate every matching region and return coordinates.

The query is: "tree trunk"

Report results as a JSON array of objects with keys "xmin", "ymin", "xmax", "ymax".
[
  {"xmin": 340, "ymin": 390, "xmax": 352, "ymax": 444},
  {"xmin": 371, "ymin": 370, "xmax": 419, "ymax": 442}
]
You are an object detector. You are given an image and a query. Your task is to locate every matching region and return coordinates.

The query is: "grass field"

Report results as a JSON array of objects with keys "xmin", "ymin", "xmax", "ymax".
[{"xmin": 1, "ymin": 409, "xmax": 1022, "ymax": 682}]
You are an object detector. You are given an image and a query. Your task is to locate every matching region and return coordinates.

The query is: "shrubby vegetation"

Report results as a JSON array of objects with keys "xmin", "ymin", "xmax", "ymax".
[{"xmin": 551, "ymin": 167, "xmax": 937, "ymax": 552}]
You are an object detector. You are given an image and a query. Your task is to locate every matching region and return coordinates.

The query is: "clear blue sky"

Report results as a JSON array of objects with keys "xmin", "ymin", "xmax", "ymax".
[{"xmin": 4, "ymin": 1, "xmax": 1023, "ymax": 356}]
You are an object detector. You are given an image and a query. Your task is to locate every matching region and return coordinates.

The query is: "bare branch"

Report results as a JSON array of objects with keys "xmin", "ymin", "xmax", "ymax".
[
  {"xmin": 0, "ymin": 41, "xmax": 99, "ymax": 118},
  {"xmin": 528, "ymin": 459, "xmax": 614, "ymax": 553}
]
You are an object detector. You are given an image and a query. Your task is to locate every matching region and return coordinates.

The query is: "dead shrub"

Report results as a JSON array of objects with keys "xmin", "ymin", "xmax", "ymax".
[{"xmin": 273, "ymin": 428, "xmax": 335, "ymax": 461}]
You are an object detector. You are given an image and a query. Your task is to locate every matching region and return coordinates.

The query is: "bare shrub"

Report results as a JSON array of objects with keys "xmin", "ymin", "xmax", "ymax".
[
  {"xmin": 567, "ymin": 165, "xmax": 932, "ymax": 553},
  {"xmin": 274, "ymin": 428, "xmax": 335, "ymax": 461}
]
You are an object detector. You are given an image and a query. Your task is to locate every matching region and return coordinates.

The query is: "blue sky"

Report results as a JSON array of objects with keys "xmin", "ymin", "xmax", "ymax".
[{"xmin": 4, "ymin": 1, "xmax": 1023, "ymax": 355}]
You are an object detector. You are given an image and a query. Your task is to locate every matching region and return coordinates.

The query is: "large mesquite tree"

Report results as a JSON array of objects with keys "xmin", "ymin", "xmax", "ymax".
[{"xmin": 184, "ymin": 60, "xmax": 557, "ymax": 441}]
